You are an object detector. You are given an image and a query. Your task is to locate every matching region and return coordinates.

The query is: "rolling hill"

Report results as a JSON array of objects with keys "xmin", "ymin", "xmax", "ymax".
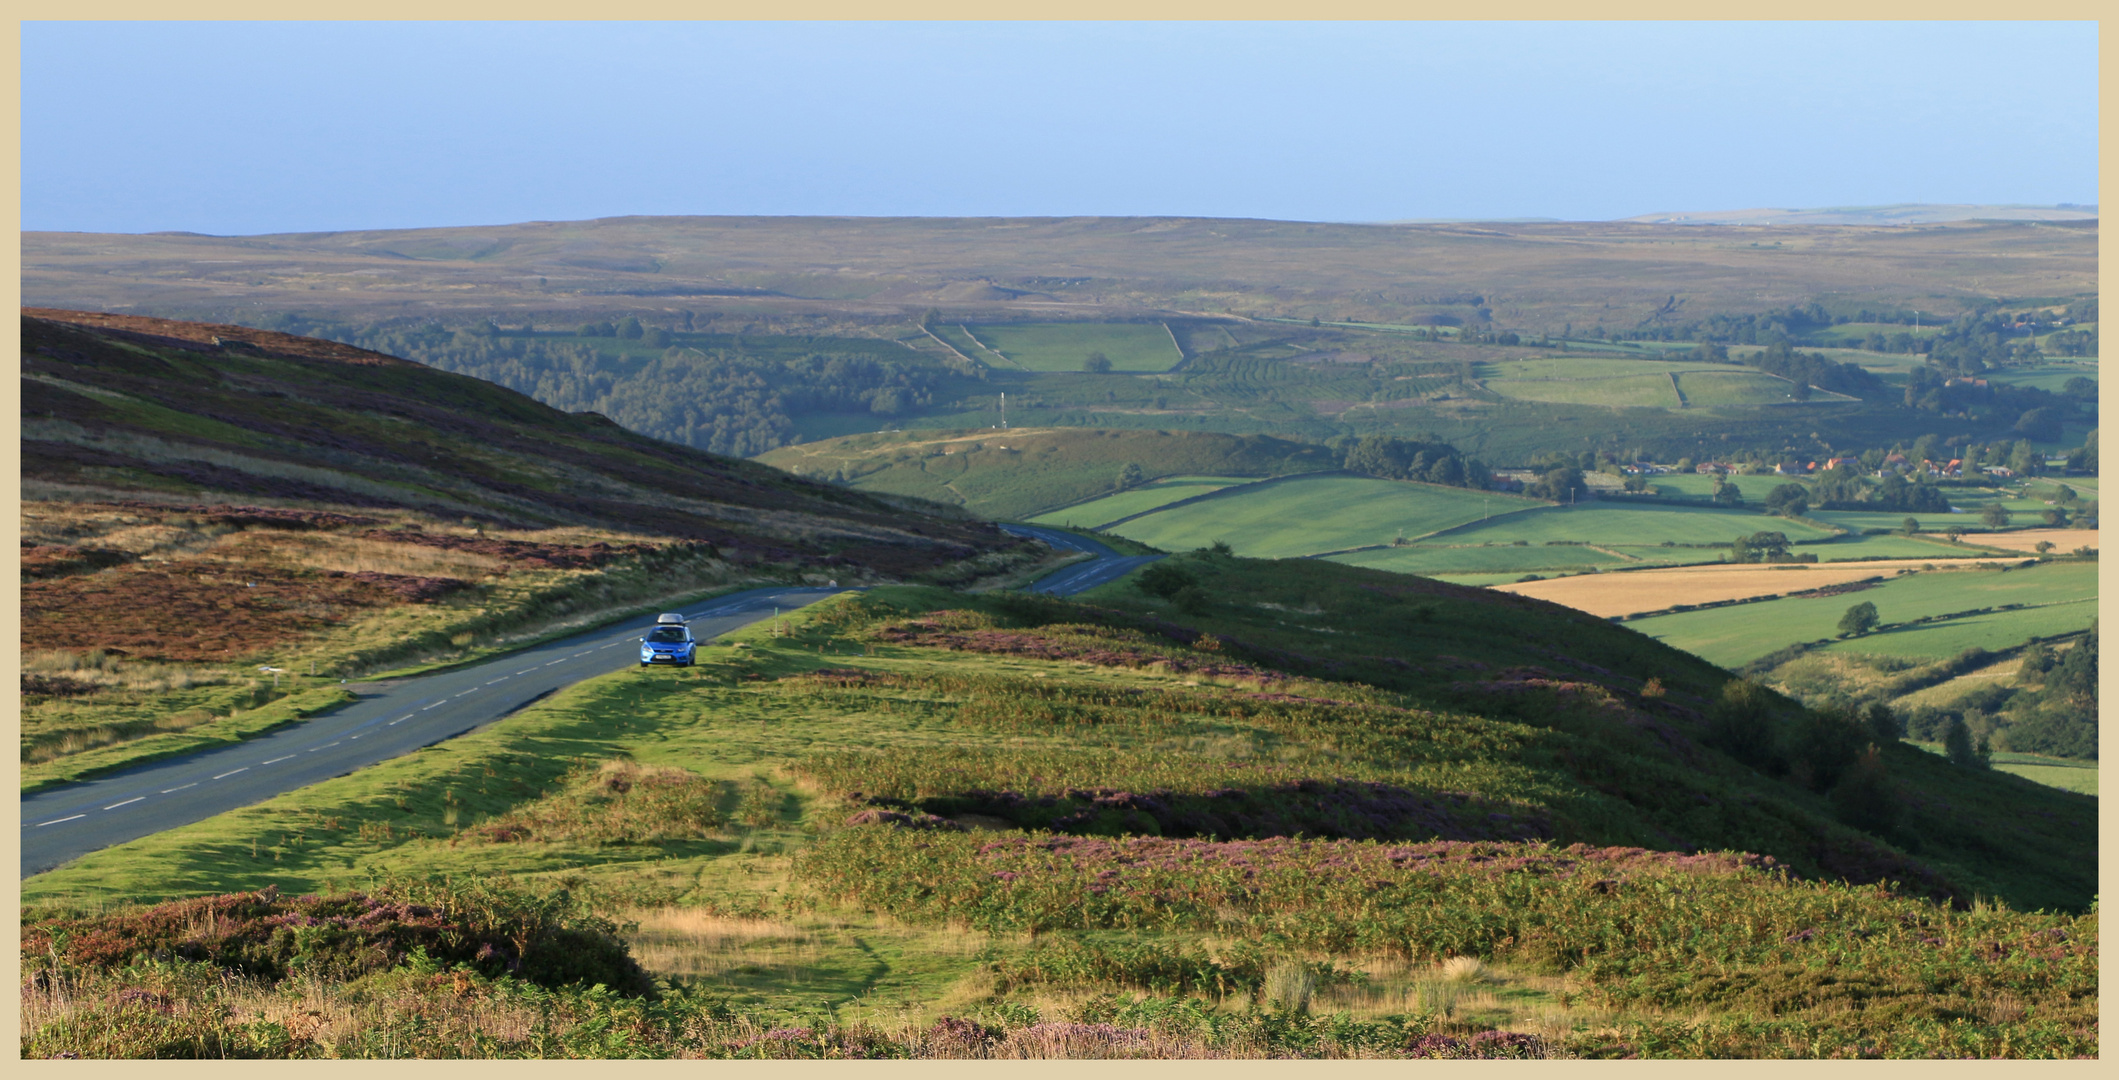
[{"xmin": 20, "ymin": 309, "xmax": 1049, "ymax": 786}]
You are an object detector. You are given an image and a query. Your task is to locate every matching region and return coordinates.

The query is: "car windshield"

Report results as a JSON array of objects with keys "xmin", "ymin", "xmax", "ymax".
[{"xmin": 647, "ymin": 627, "xmax": 688, "ymax": 643}]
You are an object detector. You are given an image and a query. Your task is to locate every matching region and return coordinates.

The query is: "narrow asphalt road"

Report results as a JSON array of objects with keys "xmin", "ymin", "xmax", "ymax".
[
  {"xmin": 1003, "ymin": 524, "xmax": 1163, "ymax": 595},
  {"xmin": 21, "ymin": 585, "xmax": 841, "ymax": 877}
]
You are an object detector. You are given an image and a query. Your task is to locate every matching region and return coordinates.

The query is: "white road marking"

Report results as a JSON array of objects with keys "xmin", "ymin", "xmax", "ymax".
[
  {"xmin": 103, "ymin": 797, "xmax": 145, "ymax": 810},
  {"xmin": 388, "ymin": 714, "xmax": 414, "ymax": 726},
  {"xmin": 422, "ymin": 702, "xmax": 444, "ymax": 711},
  {"xmin": 161, "ymin": 783, "xmax": 197, "ymax": 793},
  {"xmin": 454, "ymin": 689, "xmax": 476, "ymax": 698},
  {"xmin": 516, "ymin": 668, "xmax": 537, "ymax": 675},
  {"xmin": 262, "ymin": 755, "xmax": 295, "ymax": 765},
  {"xmin": 544, "ymin": 659, "xmax": 565, "ymax": 667},
  {"xmin": 35, "ymin": 815, "xmax": 86, "ymax": 827},
  {"xmin": 212, "ymin": 768, "xmax": 248, "ymax": 780},
  {"xmin": 309, "ymin": 742, "xmax": 341, "ymax": 752},
  {"xmin": 572, "ymin": 650, "xmax": 592, "ymax": 658},
  {"xmin": 486, "ymin": 677, "xmax": 508, "ymax": 685},
  {"xmin": 349, "ymin": 734, "xmax": 361, "ymax": 740}
]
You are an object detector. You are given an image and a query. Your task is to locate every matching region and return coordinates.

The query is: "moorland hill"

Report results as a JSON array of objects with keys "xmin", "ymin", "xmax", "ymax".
[{"xmin": 23, "ymin": 214, "xmax": 2096, "ymax": 333}]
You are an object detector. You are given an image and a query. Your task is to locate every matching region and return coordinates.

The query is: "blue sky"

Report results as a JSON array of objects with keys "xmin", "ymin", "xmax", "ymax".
[{"xmin": 22, "ymin": 21, "xmax": 2098, "ymax": 235}]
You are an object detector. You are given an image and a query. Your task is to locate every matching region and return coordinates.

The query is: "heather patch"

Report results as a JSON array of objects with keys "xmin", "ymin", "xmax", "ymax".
[{"xmin": 22, "ymin": 879, "xmax": 654, "ymax": 996}]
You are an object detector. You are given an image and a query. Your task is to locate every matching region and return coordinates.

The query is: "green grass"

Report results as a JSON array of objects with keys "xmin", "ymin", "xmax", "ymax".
[
  {"xmin": 1485, "ymin": 374, "xmax": 1683, "ymax": 408},
  {"xmin": 1675, "ymin": 370, "xmax": 1813, "ymax": 405},
  {"xmin": 1104, "ymin": 474, "xmax": 1542, "ymax": 557},
  {"xmin": 1029, "ymin": 476, "xmax": 1257, "ymax": 528},
  {"xmin": 19, "ymin": 563, "xmax": 2099, "ymax": 1057},
  {"xmin": 1625, "ymin": 561, "xmax": 2097, "ymax": 668},
  {"xmin": 1982, "ymin": 363, "xmax": 2097, "ymax": 393},
  {"xmin": 1326, "ymin": 544, "xmax": 1628, "ymax": 576},
  {"xmin": 1797, "ymin": 533, "xmax": 1981, "ymax": 560},
  {"xmin": 1818, "ymin": 600, "xmax": 2098, "ymax": 660},
  {"xmin": 967, "ymin": 323, "xmax": 1184, "ymax": 373},
  {"xmin": 1421, "ymin": 503, "xmax": 1835, "ymax": 547},
  {"xmin": 758, "ymin": 427, "xmax": 1336, "ymax": 520}
]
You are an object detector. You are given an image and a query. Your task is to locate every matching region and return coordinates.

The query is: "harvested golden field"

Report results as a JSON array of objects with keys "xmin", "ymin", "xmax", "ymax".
[
  {"xmin": 1968, "ymin": 528, "xmax": 2098, "ymax": 554},
  {"xmin": 1492, "ymin": 558, "xmax": 2027, "ymax": 619}
]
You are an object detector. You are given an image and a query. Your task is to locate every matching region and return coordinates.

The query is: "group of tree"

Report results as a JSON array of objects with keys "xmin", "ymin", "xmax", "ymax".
[
  {"xmin": 1901, "ymin": 627, "xmax": 2098, "ymax": 760},
  {"xmin": 1744, "ymin": 341, "xmax": 1887, "ymax": 397},
  {"xmin": 1730, "ymin": 530, "xmax": 1816, "ymax": 563},
  {"xmin": 1702, "ymin": 680, "xmax": 1907, "ymax": 835},
  {"xmin": 334, "ymin": 325, "xmax": 957, "ymax": 457},
  {"xmin": 1329, "ymin": 435, "xmax": 1494, "ymax": 491}
]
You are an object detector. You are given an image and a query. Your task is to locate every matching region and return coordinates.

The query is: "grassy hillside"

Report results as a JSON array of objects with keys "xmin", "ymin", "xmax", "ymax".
[
  {"xmin": 22, "ymin": 556, "xmax": 2095, "ymax": 1057},
  {"xmin": 1103, "ymin": 474, "xmax": 1540, "ymax": 557},
  {"xmin": 757, "ymin": 427, "xmax": 1337, "ymax": 520},
  {"xmin": 19, "ymin": 310, "xmax": 1049, "ymax": 786}
]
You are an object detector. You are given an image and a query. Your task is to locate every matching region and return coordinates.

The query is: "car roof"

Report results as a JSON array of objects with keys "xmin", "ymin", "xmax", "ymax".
[{"xmin": 655, "ymin": 612, "xmax": 687, "ymax": 624}]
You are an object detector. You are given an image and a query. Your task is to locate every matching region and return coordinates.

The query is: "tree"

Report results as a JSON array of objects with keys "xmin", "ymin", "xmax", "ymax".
[
  {"xmin": 1941, "ymin": 715, "xmax": 1987, "ymax": 769},
  {"xmin": 1865, "ymin": 703, "xmax": 1902, "ymax": 742},
  {"xmin": 1944, "ymin": 525, "xmax": 1964, "ymax": 543},
  {"xmin": 1830, "ymin": 745, "xmax": 1901, "ymax": 834},
  {"xmin": 1901, "ymin": 517, "xmax": 1922, "ymax": 537},
  {"xmin": 1116, "ymin": 462, "xmax": 1145, "ymax": 489},
  {"xmin": 1838, "ymin": 601, "xmax": 1880, "ymax": 637},
  {"xmin": 1705, "ymin": 679, "xmax": 1780, "ymax": 770},
  {"xmin": 920, "ymin": 308, "xmax": 942, "ymax": 328},
  {"xmin": 1981, "ymin": 503, "xmax": 2011, "ymax": 528},
  {"xmin": 1082, "ymin": 352, "xmax": 1113, "ymax": 374},
  {"xmin": 618, "ymin": 316, "xmax": 644, "ymax": 340},
  {"xmin": 1712, "ymin": 479, "xmax": 1743, "ymax": 506},
  {"xmin": 1134, "ymin": 560, "xmax": 1197, "ymax": 599},
  {"xmin": 1763, "ymin": 482, "xmax": 1809, "ymax": 517},
  {"xmin": 2035, "ymin": 540, "xmax": 2055, "ymax": 554}
]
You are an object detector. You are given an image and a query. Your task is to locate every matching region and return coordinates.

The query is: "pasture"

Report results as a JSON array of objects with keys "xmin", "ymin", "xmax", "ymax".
[
  {"xmin": 968, "ymin": 322, "xmax": 1185, "ymax": 372},
  {"xmin": 1623, "ymin": 561, "xmax": 2096, "ymax": 668},
  {"xmin": 1484, "ymin": 373, "xmax": 1681, "ymax": 408},
  {"xmin": 1104, "ymin": 474, "xmax": 1540, "ymax": 558},
  {"xmin": 1818, "ymin": 600, "xmax": 2097, "ymax": 660},
  {"xmin": 1474, "ymin": 357, "xmax": 1811, "ymax": 410},
  {"xmin": 1983, "ymin": 362, "xmax": 2097, "ymax": 393},
  {"xmin": 1326, "ymin": 543, "xmax": 1627, "ymax": 576},
  {"xmin": 1798, "ymin": 532, "xmax": 1981, "ymax": 559},
  {"xmin": 1031, "ymin": 475, "xmax": 1257, "ymax": 529},
  {"xmin": 1423, "ymin": 502, "xmax": 1836, "ymax": 547},
  {"xmin": 1497, "ymin": 558, "xmax": 2020, "ymax": 619}
]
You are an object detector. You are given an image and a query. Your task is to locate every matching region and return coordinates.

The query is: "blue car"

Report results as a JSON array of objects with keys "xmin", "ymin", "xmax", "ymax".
[{"xmin": 639, "ymin": 622, "xmax": 697, "ymax": 667}]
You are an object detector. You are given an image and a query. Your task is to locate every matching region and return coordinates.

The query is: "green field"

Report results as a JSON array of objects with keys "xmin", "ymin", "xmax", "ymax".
[
  {"xmin": 758, "ymin": 428, "xmax": 1336, "ymax": 521},
  {"xmin": 1475, "ymin": 357, "xmax": 1808, "ymax": 410},
  {"xmin": 1817, "ymin": 600, "xmax": 2097, "ymax": 660},
  {"xmin": 1422, "ymin": 502, "xmax": 1836, "ymax": 547},
  {"xmin": 968, "ymin": 322, "xmax": 1185, "ymax": 372},
  {"xmin": 1983, "ymin": 362, "xmax": 2098, "ymax": 393},
  {"xmin": 1485, "ymin": 373, "xmax": 1683, "ymax": 407},
  {"xmin": 1912, "ymin": 744, "xmax": 2099, "ymax": 796},
  {"xmin": 1676, "ymin": 369, "xmax": 1812, "ymax": 405},
  {"xmin": 1326, "ymin": 543, "xmax": 1628, "ymax": 576},
  {"xmin": 1626, "ymin": 561, "xmax": 2097, "ymax": 668},
  {"xmin": 1030, "ymin": 475, "xmax": 1255, "ymax": 528},
  {"xmin": 1105, "ymin": 474, "xmax": 1541, "ymax": 557},
  {"xmin": 1797, "ymin": 532, "xmax": 1981, "ymax": 560}
]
